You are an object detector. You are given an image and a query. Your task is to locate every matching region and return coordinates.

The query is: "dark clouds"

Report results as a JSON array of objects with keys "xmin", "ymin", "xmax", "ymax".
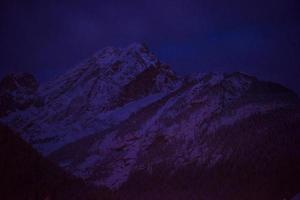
[{"xmin": 0, "ymin": 0, "xmax": 299, "ymax": 94}]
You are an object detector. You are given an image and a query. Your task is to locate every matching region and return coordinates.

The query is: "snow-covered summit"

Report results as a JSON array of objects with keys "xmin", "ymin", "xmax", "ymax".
[
  {"xmin": 40, "ymin": 43, "xmax": 177, "ymax": 109},
  {"xmin": 87, "ymin": 42, "xmax": 157, "ymax": 70},
  {"xmin": 1, "ymin": 43, "xmax": 180, "ymax": 154}
]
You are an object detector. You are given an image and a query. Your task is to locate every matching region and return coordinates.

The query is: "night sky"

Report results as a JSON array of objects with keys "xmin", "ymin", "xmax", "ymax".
[{"xmin": 1, "ymin": 0, "xmax": 300, "ymax": 94}]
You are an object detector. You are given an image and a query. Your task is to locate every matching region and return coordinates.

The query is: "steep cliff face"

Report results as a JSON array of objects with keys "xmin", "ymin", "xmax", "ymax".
[{"xmin": 1, "ymin": 43, "xmax": 299, "ymax": 199}]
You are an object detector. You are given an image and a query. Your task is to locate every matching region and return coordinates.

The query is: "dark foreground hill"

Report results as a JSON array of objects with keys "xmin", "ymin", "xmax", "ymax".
[{"xmin": 0, "ymin": 124, "xmax": 112, "ymax": 200}]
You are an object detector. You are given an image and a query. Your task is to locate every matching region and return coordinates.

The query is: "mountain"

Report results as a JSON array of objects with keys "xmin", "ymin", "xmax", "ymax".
[
  {"xmin": 1, "ymin": 43, "xmax": 300, "ymax": 200},
  {"xmin": 1, "ymin": 43, "xmax": 179, "ymax": 154}
]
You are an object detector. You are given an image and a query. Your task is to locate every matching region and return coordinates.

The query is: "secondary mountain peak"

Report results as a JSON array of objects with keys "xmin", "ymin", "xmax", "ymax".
[
  {"xmin": 0, "ymin": 72, "xmax": 38, "ymax": 92},
  {"xmin": 0, "ymin": 73, "xmax": 42, "ymax": 117}
]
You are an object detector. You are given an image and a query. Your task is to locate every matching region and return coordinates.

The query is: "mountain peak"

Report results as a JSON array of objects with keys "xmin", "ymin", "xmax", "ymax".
[
  {"xmin": 126, "ymin": 42, "xmax": 149, "ymax": 52},
  {"xmin": 86, "ymin": 43, "xmax": 158, "ymax": 72},
  {"xmin": 94, "ymin": 42, "xmax": 150, "ymax": 56}
]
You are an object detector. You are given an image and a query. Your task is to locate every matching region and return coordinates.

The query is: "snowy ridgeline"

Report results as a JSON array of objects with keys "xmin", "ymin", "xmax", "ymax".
[{"xmin": 0, "ymin": 43, "xmax": 299, "ymax": 190}]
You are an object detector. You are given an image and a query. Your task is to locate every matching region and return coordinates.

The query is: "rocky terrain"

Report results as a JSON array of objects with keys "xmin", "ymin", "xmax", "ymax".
[{"xmin": 1, "ymin": 43, "xmax": 299, "ymax": 200}]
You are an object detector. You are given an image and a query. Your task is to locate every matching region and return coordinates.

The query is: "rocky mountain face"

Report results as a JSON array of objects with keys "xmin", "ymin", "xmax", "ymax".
[
  {"xmin": 1, "ymin": 43, "xmax": 300, "ymax": 200},
  {"xmin": 116, "ymin": 106, "xmax": 300, "ymax": 200}
]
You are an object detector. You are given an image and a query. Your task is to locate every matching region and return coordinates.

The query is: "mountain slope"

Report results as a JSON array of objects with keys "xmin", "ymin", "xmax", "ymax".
[
  {"xmin": 47, "ymin": 70, "xmax": 299, "ymax": 189},
  {"xmin": 115, "ymin": 105, "xmax": 300, "ymax": 200},
  {"xmin": 1, "ymin": 43, "xmax": 300, "ymax": 199}
]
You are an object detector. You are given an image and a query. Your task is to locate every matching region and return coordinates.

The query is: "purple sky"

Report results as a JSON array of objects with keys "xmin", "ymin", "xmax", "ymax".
[{"xmin": 1, "ymin": 0, "xmax": 300, "ymax": 94}]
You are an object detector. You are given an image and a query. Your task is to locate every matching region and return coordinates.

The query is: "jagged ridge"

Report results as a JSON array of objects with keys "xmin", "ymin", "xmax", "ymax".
[{"xmin": 0, "ymin": 43, "xmax": 299, "ymax": 200}]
